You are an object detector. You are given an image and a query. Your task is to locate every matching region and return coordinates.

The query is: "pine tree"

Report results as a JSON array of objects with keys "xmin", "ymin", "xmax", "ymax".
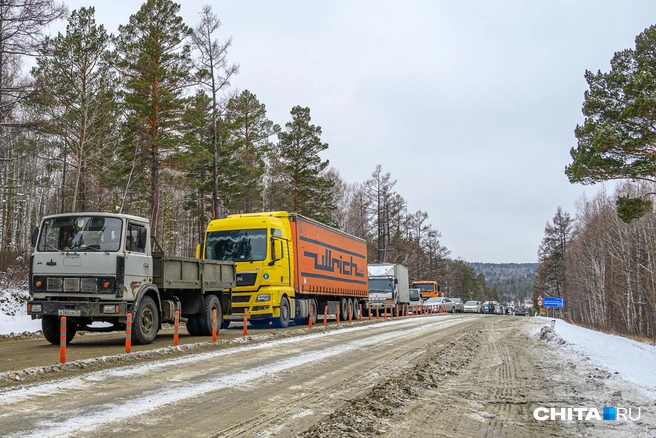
[
  {"xmin": 115, "ymin": 0, "xmax": 193, "ymax": 235},
  {"xmin": 268, "ymin": 105, "xmax": 335, "ymax": 224},
  {"xmin": 535, "ymin": 206, "xmax": 574, "ymax": 299},
  {"xmin": 29, "ymin": 7, "xmax": 119, "ymax": 212},
  {"xmin": 566, "ymin": 25, "xmax": 656, "ymax": 222},
  {"xmin": 224, "ymin": 90, "xmax": 278, "ymax": 213}
]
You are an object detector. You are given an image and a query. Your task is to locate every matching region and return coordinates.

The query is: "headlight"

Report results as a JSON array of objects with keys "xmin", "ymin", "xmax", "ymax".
[
  {"xmin": 103, "ymin": 305, "xmax": 119, "ymax": 314},
  {"xmin": 29, "ymin": 303, "xmax": 42, "ymax": 313},
  {"xmin": 256, "ymin": 294, "xmax": 271, "ymax": 302}
]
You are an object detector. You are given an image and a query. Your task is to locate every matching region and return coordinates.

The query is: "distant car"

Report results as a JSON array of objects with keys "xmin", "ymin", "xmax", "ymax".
[
  {"xmin": 514, "ymin": 307, "xmax": 528, "ymax": 316},
  {"xmin": 449, "ymin": 297, "xmax": 464, "ymax": 313},
  {"xmin": 424, "ymin": 297, "xmax": 456, "ymax": 313},
  {"xmin": 463, "ymin": 300, "xmax": 483, "ymax": 313}
]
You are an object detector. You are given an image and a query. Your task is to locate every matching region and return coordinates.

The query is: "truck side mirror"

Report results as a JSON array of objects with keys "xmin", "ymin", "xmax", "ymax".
[
  {"xmin": 31, "ymin": 227, "xmax": 39, "ymax": 247},
  {"xmin": 269, "ymin": 238, "xmax": 283, "ymax": 265}
]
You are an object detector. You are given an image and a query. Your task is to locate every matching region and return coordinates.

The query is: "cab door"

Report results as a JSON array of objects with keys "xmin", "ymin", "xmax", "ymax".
[{"xmin": 123, "ymin": 222, "xmax": 150, "ymax": 298}]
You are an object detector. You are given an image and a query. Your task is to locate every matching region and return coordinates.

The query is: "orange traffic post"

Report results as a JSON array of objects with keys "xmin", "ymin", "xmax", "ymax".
[
  {"xmin": 125, "ymin": 312, "xmax": 132, "ymax": 354},
  {"xmin": 324, "ymin": 305, "xmax": 328, "ymax": 326},
  {"xmin": 384, "ymin": 304, "xmax": 387, "ymax": 320},
  {"xmin": 59, "ymin": 316, "xmax": 66, "ymax": 364},
  {"xmin": 368, "ymin": 303, "xmax": 372, "ymax": 321},
  {"xmin": 348, "ymin": 303, "xmax": 352, "ymax": 323},
  {"xmin": 376, "ymin": 306, "xmax": 379, "ymax": 320},
  {"xmin": 309, "ymin": 305, "xmax": 314, "ymax": 329},
  {"xmin": 173, "ymin": 310, "xmax": 180, "ymax": 346},
  {"xmin": 243, "ymin": 308, "xmax": 248, "ymax": 337},
  {"xmin": 212, "ymin": 309, "xmax": 217, "ymax": 342},
  {"xmin": 359, "ymin": 304, "xmax": 363, "ymax": 321},
  {"xmin": 336, "ymin": 306, "xmax": 340, "ymax": 324}
]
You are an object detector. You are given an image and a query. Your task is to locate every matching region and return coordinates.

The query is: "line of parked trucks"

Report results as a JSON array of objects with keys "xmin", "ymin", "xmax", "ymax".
[{"xmin": 26, "ymin": 210, "xmax": 450, "ymax": 345}]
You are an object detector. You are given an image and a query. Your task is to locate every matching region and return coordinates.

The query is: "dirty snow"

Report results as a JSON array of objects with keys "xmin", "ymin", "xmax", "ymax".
[
  {"xmin": 3, "ymin": 287, "xmax": 656, "ymax": 405},
  {"xmin": 532, "ymin": 316, "xmax": 656, "ymax": 399}
]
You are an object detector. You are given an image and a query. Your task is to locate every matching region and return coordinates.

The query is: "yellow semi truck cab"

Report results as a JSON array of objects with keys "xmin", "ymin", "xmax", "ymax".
[{"xmin": 204, "ymin": 212, "xmax": 294, "ymax": 328}]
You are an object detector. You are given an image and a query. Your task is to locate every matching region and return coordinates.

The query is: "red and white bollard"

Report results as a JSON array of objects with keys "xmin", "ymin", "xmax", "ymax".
[
  {"xmin": 359, "ymin": 304, "xmax": 363, "ymax": 321},
  {"xmin": 336, "ymin": 306, "xmax": 340, "ymax": 324},
  {"xmin": 212, "ymin": 309, "xmax": 217, "ymax": 342},
  {"xmin": 243, "ymin": 308, "xmax": 248, "ymax": 337},
  {"xmin": 173, "ymin": 310, "xmax": 180, "ymax": 346},
  {"xmin": 309, "ymin": 305, "xmax": 314, "ymax": 329},
  {"xmin": 324, "ymin": 305, "xmax": 328, "ymax": 326},
  {"xmin": 368, "ymin": 303, "xmax": 372, "ymax": 321},
  {"xmin": 60, "ymin": 316, "xmax": 67, "ymax": 364},
  {"xmin": 348, "ymin": 303, "xmax": 352, "ymax": 323},
  {"xmin": 125, "ymin": 313, "xmax": 132, "ymax": 354}
]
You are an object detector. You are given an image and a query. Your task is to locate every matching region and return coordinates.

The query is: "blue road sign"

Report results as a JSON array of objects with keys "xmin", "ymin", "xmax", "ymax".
[{"xmin": 543, "ymin": 297, "xmax": 564, "ymax": 308}]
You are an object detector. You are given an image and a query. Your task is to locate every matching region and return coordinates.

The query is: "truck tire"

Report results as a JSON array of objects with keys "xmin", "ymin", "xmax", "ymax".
[
  {"xmin": 310, "ymin": 299, "xmax": 318, "ymax": 325},
  {"xmin": 132, "ymin": 295, "xmax": 160, "ymax": 345},
  {"xmin": 273, "ymin": 296, "xmax": 290, "ymax": 328},
  {"xmin": 352, "ymin": 298, "xmax": 359, "ymax": 319},
  {"xmin": 186, "ymin": 315, "xmax": 201, "ymax": 336},
  {"xmin": 42, "ymin": 316, "xmax": 77, "ymax": 345},
  {"xmin": 340, "ymin": 298, "xmax": 349, "ymax": 321},
  {"xmin": 198, "ymin": 294, "xmax": 222, "ymax": 336}
]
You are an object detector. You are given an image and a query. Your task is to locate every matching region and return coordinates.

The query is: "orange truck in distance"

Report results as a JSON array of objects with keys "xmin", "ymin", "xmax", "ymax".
[
  {"xmin": 204, "ymin": 211, "xmax": 368, "ymax": 328},
  {"xmin": 410, "ymin": 280, "xmax": 442, "ymax": 301}
]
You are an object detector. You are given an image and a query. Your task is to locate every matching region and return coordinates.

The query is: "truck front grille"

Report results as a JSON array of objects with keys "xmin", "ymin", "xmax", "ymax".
[
  {"xmin": 47, "ymin": 277, "xmax": 62, "ymax": 291},
  {"xmin": 63, "ymin": 278, "xmax": 80, "ymax": 291},
  {"xmin": 236, "ymin": 272, "xmax": 257, "ymax": 287},
  {"xmin": 81, "ymin": 278, "xmax": 98, "ymax": 292}
]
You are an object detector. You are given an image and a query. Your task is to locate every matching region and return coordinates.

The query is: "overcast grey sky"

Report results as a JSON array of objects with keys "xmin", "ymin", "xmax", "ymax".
[{"xmin": 57, "ymin": 0, "xmax": 656, "ymax": 263}]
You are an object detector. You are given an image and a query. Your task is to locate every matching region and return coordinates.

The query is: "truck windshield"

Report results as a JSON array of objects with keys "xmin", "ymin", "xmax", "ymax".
[
  {"xmin": 412, "ymin": 283, "xmax": 435, "ymax": 293},
  {"xmin": 409, "ymin": 289, "xmax": 421, "ymax": 301},
  {"xmin": 205, "ymin": 229, "xmax": 267, "ymax": 261},
  {"xmin": 37, "ymin": 216, "xmax": 123, "ymax": 252},
  {"xmin": 368, "ymin": 278, "xmax": 393, "ymax": 292}
]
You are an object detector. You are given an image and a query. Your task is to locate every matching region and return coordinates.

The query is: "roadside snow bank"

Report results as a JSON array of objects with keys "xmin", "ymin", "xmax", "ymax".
[
  {"xmin": 531, "ymin": 316, "xmax": 656, "ymax": 399},
  {"xmin": 0, "ymin": 288, "xmax": 41, "ymax": 336}
]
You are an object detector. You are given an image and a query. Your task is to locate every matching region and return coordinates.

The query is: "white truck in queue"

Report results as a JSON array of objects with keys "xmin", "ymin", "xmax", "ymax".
[
  {"xmin": 366, "ymin": 263, "xmax": 410, "ymax": 315},
  {"xmin": 27, "ymin": 212, "xmax": 236, "ymax": 345}
]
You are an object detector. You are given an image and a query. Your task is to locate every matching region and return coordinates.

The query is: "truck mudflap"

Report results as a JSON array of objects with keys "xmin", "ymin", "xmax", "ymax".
[{"xmin": 28, "ymin": 300, "xmax": 129, "ymax": 318}]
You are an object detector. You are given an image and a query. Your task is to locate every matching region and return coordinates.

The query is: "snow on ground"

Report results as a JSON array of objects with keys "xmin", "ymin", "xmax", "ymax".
[
  {"xmin": 532, "ymin": 316, "xmax": 656, "ymax": 400},
  {"xmin": 3, "ymin": 286, "xmax": 656, "ymax": 403},
  {"xmin": 0, "ymin": 288, "xmax": 41, "ymax": 335}
]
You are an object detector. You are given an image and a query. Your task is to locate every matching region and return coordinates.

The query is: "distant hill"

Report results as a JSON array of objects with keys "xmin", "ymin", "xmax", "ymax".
[{"xmin": 468, "ymin": 262, "xmax": 537, "ymax": 305}]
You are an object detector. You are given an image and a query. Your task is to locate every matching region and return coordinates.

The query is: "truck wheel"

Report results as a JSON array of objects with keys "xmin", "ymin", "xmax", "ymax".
[
  {"xmin": 132, "ymin": 295, "xmax": 160, "ymax": 345},
  {"xmin": 340, "ymin": 298, "xmax": 349, "ymax": 320},
  {"xmin": 310, "ymin": 299, "xmax": 318, "ymax": 325},
  {"xmin": 273, "ymin": 297, "xmax": 290, "ymax": 328},
  {"xmin": 352, "ymin": 298, "xmax": 359, "ymax": 319},
  {"xmin": 42, "ymin": 316, "xmax": 77, "ymax": 345},
  {"xmin": 198, "ymin": 294, "xmax": 222, "ymax": 336},
  {"xmin": 186, "ymin": 315, "xmax": 201, "ymax": 336}
]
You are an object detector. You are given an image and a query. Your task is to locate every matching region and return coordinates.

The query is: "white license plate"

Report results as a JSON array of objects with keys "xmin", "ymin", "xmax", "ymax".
[{"xmin": 58, "ymin": 309, "xmax": 81, "ymax": 317}]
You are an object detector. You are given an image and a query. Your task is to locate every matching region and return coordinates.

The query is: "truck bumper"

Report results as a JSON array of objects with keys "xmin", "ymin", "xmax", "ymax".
[{"xmin": 28, "ymin": 300, "xmax": 129, "ymax": 319}]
